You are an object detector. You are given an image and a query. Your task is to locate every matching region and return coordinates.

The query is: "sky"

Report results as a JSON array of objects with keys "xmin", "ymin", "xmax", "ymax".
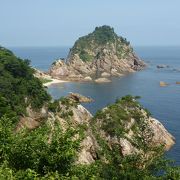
[{"xmin": 0, "ymin": 0, "xmax": 180, "ymax": 47}]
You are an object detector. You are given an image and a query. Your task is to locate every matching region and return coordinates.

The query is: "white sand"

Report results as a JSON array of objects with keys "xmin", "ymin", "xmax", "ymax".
[{"xmin": 43, "ymin": 78, "xmax": 67, "ymax": 87}]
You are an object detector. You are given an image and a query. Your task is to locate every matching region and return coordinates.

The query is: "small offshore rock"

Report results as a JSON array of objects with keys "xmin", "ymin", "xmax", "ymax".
[{"xmin": 159, "ymin": 81, "xmax": 169, "ymax": 87}]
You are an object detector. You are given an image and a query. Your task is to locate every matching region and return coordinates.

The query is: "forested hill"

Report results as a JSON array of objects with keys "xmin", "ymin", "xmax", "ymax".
[
  {"xmin": 70, "ymin": 25, "xmax": 131, "ymax": 62},
  {"xmin": 0, "ymin": 46, "xmax": 50, "ymax": 123}
]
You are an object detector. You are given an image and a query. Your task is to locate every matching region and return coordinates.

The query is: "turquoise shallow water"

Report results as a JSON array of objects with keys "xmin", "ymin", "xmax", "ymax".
[{"xmin": 10, "ymin": 46, "xmax": 180, "ymax": 165}]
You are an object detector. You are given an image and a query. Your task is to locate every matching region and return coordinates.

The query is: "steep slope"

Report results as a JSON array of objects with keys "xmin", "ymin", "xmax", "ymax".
[
  {"xmin": 0, "ymin": 46, "xmax": 51, "ymax": 123},
  {"xmin": 50, "ymin": 26, "xmax": 145, "ymax": 81},
  {"xmin": 15, "ymin": 94, "xmax": 175, "ymax": 165}
]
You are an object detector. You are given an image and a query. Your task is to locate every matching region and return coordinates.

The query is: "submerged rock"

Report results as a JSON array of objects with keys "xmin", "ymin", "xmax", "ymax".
[{"xmin": 157, "ymin": 64, "xmax": 170, "ymax": 69}]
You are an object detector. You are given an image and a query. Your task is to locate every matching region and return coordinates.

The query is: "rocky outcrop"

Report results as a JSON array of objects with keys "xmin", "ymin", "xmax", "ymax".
[
  {"xmin": 101, "ymin": 72, "xmax": 111, "ymax": 77},
  {"xmin": 49, "ymin": 26, "xmax": 145, "ymax": 82},
  {"xmin": 147, "ymin": 117, "xmax": 175, "ymax": 151},
  {"xmin": 90, "ymin": 97, "xmax": 175, "ymax": 163},
  {"xmin": 94, "ymin": 77, "xmax": 111, "ymax": 83},
  {"xmin": 160, "ymin": 81, "xmax": 169, "ymax": 87},
  {"xmin": 33, "ymin": 68, "xmax": 51, "ymax": 79},
  {"xmin": 84, "ymin": 76, "xmax": 93, "ymax": 81},
  {"xmin": 68, "ymin": 93, "xmax": 94, "ymax": 103},
  {"xmin": 15, "ymin": 94, "xmax": 175, "ymax": 165},
  {"xmin": 15, "ymin": 105, "xmax": 48, "ymax": 132}
]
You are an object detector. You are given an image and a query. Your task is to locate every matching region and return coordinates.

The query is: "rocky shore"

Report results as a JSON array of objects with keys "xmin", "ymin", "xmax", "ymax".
[
  {"xmin": 16, "ymin": 93, "xmax": 175, "ymax": 165},
  {"xmin": 33, "ymin": 68, "xmax": 67, "ymax": 86}
]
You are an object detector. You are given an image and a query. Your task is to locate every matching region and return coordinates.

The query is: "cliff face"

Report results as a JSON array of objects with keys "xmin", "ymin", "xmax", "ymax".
[
  {"xmin": 49, "ymin": 26, "xmax": 145, "ymax": 81},
  {"xmin": 16, "ymin": 94, "xmax": 175, "ymax": 165}
]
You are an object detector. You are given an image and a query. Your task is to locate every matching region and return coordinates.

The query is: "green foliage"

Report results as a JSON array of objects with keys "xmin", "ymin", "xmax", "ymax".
[
  {"xmin": 0, "ymin": 47, "xmax": 51, "ymax": 122},
  {"xmin": 59, "ymin": 97, "xmax": 78, "ymax": 107},
  {"xmin": 0, "ymin": 63, "xmax": 179, "ymax": 180},
  {"xmin": 0, "ymin": 95, "xmax": 179, "ymax": 179},
  {"xmin": 91, "ymin": 95, "xmax": 180, "ymax": 179},
  {"xmin": 94, "ymin": 95, "xmax": 141, "ymax": 138},
  {"xmin": 79, "ymin": 50, "xmax": 93, "ymax": 62},
  {"xmin": 48, "ymin": 100, "xmax": 60, "ymax": 113},
  {"xmin": 93, "ymin": 25, "xmax": 116, "ymax": 44},
  {"xmin": 71, "ymin": 25, "xmax": 133, "ymax": 62},
  {"xmin": 39, "ymin": 78, "xmax": 52, "ymax": 84},
  {"xmin": 0, "ymin": 115, "xmax": 82, "ymax": 178}
]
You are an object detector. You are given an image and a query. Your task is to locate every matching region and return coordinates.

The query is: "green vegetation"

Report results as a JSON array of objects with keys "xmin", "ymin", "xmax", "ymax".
[
  {"xmin": 79, "ymin": 50, "xmax": 93, "ymax": 62},
  {"xmin": 0, "ymin": 46, "xmax": 51, "ymax": 123},
  {"xmin": 39, "ymin": 78, "xmax": 52, "ymax": 84},
  {"xmin": 0, "ymin": 115, "xmax": 83, "ymax": 179},
  {"xmin": 92, "ymin": 25, "xmax": 117, "ymax": 44},
  {"xmin": 0, "ymin": 94, "xmax": 179, "ymax": 179},
  {"xmin": 90, "ymin": 95, "xmax": 180, "ymax": 179},
  {"xmin": 71, "ymin": 25, "xmax": 132, "ymax": 62},
  {"xmin": 0, "ymin": 46, "xmax": 179, "ymax": 179}
]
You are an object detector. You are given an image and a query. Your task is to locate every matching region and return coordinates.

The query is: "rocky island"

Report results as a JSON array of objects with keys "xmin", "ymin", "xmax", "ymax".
[{"xmin": 49, "ymin": 26, "xmax": 145, "ymax": 82}]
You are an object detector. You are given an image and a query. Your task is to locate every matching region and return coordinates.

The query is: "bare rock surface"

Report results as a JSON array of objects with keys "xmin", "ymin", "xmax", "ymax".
[
  {"xmin": 68, "ymin": 92, "xmax": 94, "ymax": 103},
  {"xmin": 148, "ymin": 117, "xmax": 175, "ymax": 151},
  {"xmin": 84, "ymin": 76, "xmax": 93, "ymax": 81},
  {"xmin": 95, "ymin": 77, "xmax": 111, "ymax": 83},
  {"xmin": 101, "ymin": 72, "xmax": 111, "ymax": 77}
]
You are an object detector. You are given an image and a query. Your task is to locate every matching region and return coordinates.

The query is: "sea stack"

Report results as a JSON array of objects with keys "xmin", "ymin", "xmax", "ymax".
[{"xmin": 49, "ymin": 25, "xmax": 145, "ymax": 81}]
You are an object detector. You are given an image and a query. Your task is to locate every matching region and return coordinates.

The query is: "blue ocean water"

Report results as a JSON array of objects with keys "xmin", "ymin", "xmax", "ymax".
[
  {"xmin": 9, "ymin": 46, "xmax": 70, "ymax": 71},
  {"xmin": 10, "ymin": 46, "xmax": 180, "ymax": 165}
]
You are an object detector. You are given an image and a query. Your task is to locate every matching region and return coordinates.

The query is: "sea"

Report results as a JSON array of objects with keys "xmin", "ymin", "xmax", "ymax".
[{"xmin": 10, "ymin": 46, "xmax": 180, "ymax": 165}]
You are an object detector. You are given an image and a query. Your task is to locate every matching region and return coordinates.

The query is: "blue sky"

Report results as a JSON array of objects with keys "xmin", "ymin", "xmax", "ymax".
[{"xmin": 1, "ymin": 0, "xmax": 180, "ymax": 47}]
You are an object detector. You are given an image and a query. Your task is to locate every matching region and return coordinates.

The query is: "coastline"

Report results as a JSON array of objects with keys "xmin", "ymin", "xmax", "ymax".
[{"xmin": 43, "ymin": 78, "xmax": 68, "ymax": 87}]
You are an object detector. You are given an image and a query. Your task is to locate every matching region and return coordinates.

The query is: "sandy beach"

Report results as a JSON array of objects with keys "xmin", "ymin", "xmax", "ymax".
[{"xmin": 43, "ymin": 78, "xmax": 67, "ymax": 87}]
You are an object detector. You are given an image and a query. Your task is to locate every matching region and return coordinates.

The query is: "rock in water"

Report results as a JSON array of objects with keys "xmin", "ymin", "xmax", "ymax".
[
  {"xmin": 68, "ymin": 92, "xmax": 94, "ymax": 103},
  {"xmin": 160, "ymin": 81, "xmax": 169, "ymax": 87},
  {"xmin": 49, "ymin": 25, "xmax": 145, "ymax": 81}
]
